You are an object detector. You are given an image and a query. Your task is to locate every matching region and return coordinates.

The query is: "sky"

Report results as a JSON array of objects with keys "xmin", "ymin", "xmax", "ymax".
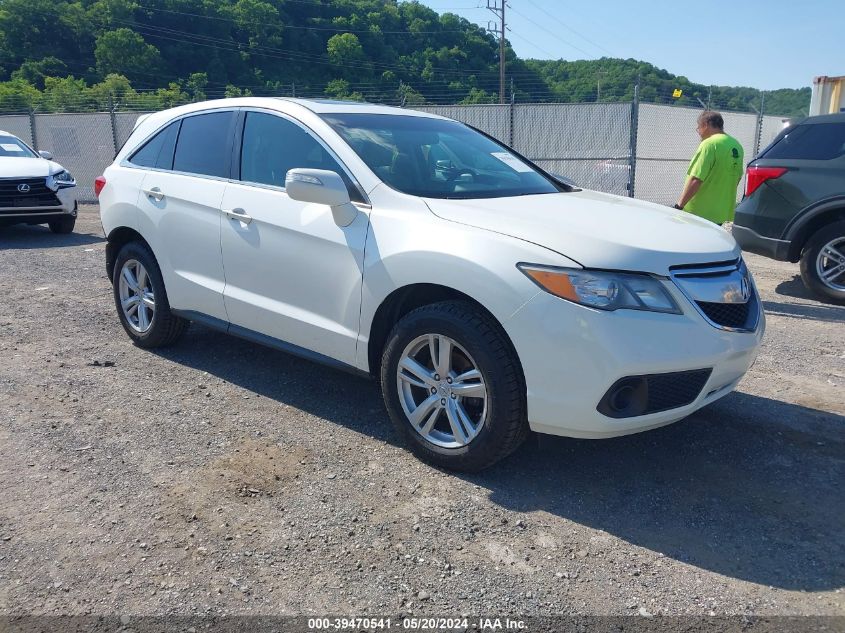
[{"xmin": 417, "ymin": 0, "xmax": 844, "ymax": 91}]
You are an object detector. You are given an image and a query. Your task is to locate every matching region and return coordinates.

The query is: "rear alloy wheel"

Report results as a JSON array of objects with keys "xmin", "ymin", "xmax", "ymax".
[
  {"xmin": 119, "ymin": 259, "xmax": 156, "ymax": 334},
  {"xmin": 800, "ymin": 221, "xmax": 845, "ymax": 305},
  {"xmin": 381, "ymin": 300, "xmax": 528, "ymax": 472},
  {"xmin": 112, "ymin": 241, "xmax": 188, "ymax": 347}
]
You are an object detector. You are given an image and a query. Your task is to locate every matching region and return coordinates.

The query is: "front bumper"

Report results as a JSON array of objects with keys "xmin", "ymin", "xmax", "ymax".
[
  {"xmin": 732, "ymin": 224, "xmax": 790, "ymax": 261},
  {"xmin": 0, "ymin": 186, "xmax": 77, "ymax": 223},
  {"xmin": 505, "ymin": 285, "xmax": 764, "ymax": 439}
]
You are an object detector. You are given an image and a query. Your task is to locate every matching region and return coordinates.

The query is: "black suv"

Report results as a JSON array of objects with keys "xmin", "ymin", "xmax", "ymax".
[{"xmin": 733, "ymin": 113, "xmax": 845, "ymax": 304}]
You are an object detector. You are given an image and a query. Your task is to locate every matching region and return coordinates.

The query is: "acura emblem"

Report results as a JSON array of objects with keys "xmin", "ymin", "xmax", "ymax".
[
  {"xmin": 740, "ymin": 277, "xmax": 750, "ymax": 302},
  {"xmin": 17, "ymin": 183, "xmax": 30, "ymax": 193}
]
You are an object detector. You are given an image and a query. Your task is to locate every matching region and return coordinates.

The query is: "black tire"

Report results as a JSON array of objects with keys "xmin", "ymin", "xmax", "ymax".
[
  {"xmin": 112, "ymin": 241, "xmax": 189, "ymax": 348},
  {"xmin": 799, "ymin": 220, "xmax": 845, "ymax": 305},
  {"xmin": 380, "ymin": 300, "xmax": 528, "ymax": 472},
  {"xmin": 48, "ymin": 216, "xmax": 75, "ymax": 234}
]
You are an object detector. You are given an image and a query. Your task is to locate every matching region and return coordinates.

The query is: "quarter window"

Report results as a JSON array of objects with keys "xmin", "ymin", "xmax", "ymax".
[
  {"xmin": 172, "ymin": 111, "xmax": 235, "ymax": 178},
  {"xmin": 239, "ymin": 112, "xmax": 362, "ymax": 201},
  {"xmin": 129, "ymin": 121, "xmax": 180, "ymax": 170},
  {"xmin": 764, "ymin": 122, "xmax": 845, "ymax": 160}
]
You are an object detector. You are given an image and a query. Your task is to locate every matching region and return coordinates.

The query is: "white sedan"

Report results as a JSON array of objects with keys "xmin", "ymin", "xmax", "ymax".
[
  {"xmin": 97, "ymin": 98, "xmax": 764, "ymax": 471},
  {"xmin": 0, "ymin": 130, "xmax": 77, "ymax": 233}
]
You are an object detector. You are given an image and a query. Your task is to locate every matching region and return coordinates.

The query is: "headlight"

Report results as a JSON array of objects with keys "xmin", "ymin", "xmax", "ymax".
[
  {"xmin": 518, "ymin": 264, "xmax": 682, "ymax": 314},
  {"xmin": 48, "ymin": 170, "xmax": 75, "ymax": 189}
]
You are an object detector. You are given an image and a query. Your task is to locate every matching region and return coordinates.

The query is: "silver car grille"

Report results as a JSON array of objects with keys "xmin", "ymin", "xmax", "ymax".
[{"xmin": 670, "ymin": 258, "xmax": 761, "ymax": 332}]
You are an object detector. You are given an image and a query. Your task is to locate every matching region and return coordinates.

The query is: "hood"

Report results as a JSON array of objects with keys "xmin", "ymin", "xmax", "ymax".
[
  {"xmin": 0, "ymin": 157, "xmax": 64, "ymax": 179},
  {"xmin": 424, "ymin": 189, "xmax": 739, "ymax": 276}
]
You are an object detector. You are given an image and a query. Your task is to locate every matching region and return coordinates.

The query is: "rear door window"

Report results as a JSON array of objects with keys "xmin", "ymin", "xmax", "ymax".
[
  {"xmin": 172, "ymin": 111, "xmax": 235, "ymax": 178},
  {"xmin": 129, "ymin": 121, "xmax": 180, "ymax": 170},
  {"xmin": 763, "ymin": 122, "xmax": 845, "ymax": 160}
]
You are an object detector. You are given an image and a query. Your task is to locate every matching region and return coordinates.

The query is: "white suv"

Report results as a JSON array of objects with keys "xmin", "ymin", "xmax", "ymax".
[
  {"xmin": 0, "ymin": 130, "xmax": 77, "ymax": 233},
  {"xmin": 98, "ymin": 98, "xmax": 764, "ymax": 471}
]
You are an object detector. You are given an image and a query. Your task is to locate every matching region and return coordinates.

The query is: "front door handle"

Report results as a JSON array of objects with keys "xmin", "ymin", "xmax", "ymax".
[
  {"xmin": 142, "ymin": 187, "xmax": 165, "ymax": 202},
  {"xmin": 223, "ymin": 207, "xmax": 253, "ymax": 225}
]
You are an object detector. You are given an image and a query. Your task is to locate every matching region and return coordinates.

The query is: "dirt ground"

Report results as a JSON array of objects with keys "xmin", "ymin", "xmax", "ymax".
[{"xmin": 0, "ymin": 205, "xmax": 843, "ymax": 618}]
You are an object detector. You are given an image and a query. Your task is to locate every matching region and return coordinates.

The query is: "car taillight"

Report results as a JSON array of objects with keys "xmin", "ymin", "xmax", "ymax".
[
  {"xmin": 94, "ymin": 176, "xmax": 106, "ymax": 197},
  {"xmin": 745, "ymin": 166, "xmax": 787, "ymax": 197}
]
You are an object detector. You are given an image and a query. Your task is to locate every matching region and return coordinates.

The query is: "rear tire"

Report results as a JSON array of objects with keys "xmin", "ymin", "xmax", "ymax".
[
  {"xmin": 112, "ymin": 241, "xmax": 189, "ymax": 348},
  {"xmin": 48, "ymin": 216, "xmax": 75, "ymax": 234},
  {"xmin": 799, "ymin": 221, "xmax": 845, "ymax": 305},
  {"xmin": 380, "ymin": 300, "xmax": 528, "ymax": 472}
]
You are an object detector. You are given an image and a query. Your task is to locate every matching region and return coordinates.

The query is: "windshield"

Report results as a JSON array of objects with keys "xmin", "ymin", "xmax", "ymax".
[
  {"xmin": 321, "ymin": 113, "xmax": 562, "ymax": 199},
  {"xmin": 0, "ymin": 134, "xmax": 37, "ymax": 158}
]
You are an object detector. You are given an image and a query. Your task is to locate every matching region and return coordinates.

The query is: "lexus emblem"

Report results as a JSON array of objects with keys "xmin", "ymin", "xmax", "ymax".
[
  {"xmin": 740, "ymin": 277, "xmax": 750, "ymax": 302},
  {"xmin": 17, "ymin": 183, "xmax": 30, "ymax": 193}
]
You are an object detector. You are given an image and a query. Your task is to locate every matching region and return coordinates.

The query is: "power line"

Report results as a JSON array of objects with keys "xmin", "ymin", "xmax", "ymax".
[
  {"xmin": 506, "ymin": 31, "xmax": 558, "ymax": 59},
  {"xmin": 522, "ymin": 0, "xmax": 614, "ymax": 56},
  {"xmin": 507, "ymin": 5, "xmax": 593, "ymax": 58}
]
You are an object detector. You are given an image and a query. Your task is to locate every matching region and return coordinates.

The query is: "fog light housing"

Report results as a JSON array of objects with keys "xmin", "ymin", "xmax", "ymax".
[
  {"xmin": 597, "ymin": 369, "xmax": 713, "ymax": 419},
  {"xmin": 598, "ymin": 377, "xmax": 648, "ymax": 418}
]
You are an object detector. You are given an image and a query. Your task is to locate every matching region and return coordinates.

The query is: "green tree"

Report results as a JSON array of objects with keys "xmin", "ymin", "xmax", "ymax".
[
  {"xmin": 328, "ymin": 32, "xmax": 364, "ymax": 61},
  {"xmin": 11, "ymin": 57, "xmax": 68, "ymax": 90},
  {"xmin": 95, "ymin": 28, "xmax": 162, "ymax": 84},
  {"xmin": 185, "ymin": 72, "xmax": 208, "ymax": 101}
]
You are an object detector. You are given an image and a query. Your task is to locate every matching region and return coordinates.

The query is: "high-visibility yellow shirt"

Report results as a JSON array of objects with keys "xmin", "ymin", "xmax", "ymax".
[{"xmin": 684, "ymin": 133, "xmax": 744, "ymax": 224}]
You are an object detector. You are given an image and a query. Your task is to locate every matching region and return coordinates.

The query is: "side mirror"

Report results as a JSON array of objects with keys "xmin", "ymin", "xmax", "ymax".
[
  {"xmin": 285, "ymin": 168, "xmax": 357, "ymax": 227},
  {"xmin": 38, "ymin": 150, "xmax": 53, "ymax": 160}
]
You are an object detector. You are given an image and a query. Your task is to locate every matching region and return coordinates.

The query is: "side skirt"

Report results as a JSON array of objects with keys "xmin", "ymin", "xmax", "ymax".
[{"xmin": 171, "ymin": 309, "xmax": 372, "ymax": 380}]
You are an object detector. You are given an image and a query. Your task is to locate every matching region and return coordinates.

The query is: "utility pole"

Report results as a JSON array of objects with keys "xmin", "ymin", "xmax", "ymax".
[
  {"xmin": 487, "ymin": 0, "xmax": 506, "ymax": 104},
  {"xmin": 596, "ymin": 69, "xmax": 608, "ymax": 102}
]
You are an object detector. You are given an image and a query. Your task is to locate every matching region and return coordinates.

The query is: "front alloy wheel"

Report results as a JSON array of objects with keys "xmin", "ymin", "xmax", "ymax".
[
  {"xmin": 397, "ymin": 334, "xmax": 488, "ymax": 448},
  {"xmin": 381, "ymin": 300, "xmax": 528, "ymax": 472}
]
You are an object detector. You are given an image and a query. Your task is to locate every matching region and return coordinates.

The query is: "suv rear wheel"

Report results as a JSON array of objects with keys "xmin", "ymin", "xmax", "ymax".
[
  {"xmin": 380, "ymin": 300, "xmax": 528, "ymax": 472},
  {"xmin": 799, "ymin": 221, "xmax": 845, "ymax": 305},
  {"xmin": 113, "ymin": 241, "xmax": 189, "ymax": 347}
]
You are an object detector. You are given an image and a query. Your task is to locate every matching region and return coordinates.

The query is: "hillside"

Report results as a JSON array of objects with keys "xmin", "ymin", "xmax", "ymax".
[{"xmin": 0, "ymin": 0, "xmax": 809, "ymax": 116}]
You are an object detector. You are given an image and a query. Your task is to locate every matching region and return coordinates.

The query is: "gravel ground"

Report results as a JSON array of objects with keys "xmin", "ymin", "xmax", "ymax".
[{"xmin": 0, "ymin": 205, "xmax": 843, "ymax": 618}]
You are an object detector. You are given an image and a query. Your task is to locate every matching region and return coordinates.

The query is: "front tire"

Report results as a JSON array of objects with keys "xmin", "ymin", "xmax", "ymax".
[
  {"xmin": 112, "ymin": 241, "xmax": 188, "ymax": 347},
  {"xmin": 799, "ymin": 221, "xmax": 845, "ymax": 305},
  {"xmin": 380, "ymin": 300, "xmax": 528, "ymax": 472},
  {"xmin": 48, "ymin": 216, "xmax": 75, "ymax": 234}
]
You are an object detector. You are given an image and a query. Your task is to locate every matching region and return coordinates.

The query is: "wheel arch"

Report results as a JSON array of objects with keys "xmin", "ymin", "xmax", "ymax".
[
  {"xmin": 784, "ymin": 198, "xmax": 845, "ymax": 263},
  {"xmin": 366, "ymin": 283, "xmax": 526, "ymax": 390},
  {"xmin": 106, "ymin": 226, "xmax": 153, "ymax": 283}
]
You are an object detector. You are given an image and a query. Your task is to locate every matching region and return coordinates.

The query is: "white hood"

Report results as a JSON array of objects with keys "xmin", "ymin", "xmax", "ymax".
[
  {"xmin": 0, "ymin": 157, "xmax": 64, "ymax": 179},
  {"xmin": 424, "ymin": 189, "xmax": 740, "ymax": 276}
]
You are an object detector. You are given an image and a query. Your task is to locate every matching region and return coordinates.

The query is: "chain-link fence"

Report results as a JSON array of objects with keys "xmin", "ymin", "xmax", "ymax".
[{"xmin": 1, "ymin": 101, "xmax": 787, "ymax": 203}]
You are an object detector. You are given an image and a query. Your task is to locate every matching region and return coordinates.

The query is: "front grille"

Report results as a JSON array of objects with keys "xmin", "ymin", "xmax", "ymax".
[
  {"xmin": 670, "ymin": 258, "xmax": 761, "ymax": 332},
  {"xmin": 0, "ymin": 177, "xmax": 61, "ymax": 211},
  {"xmin": 597, "ymin": 368, "xmax": 713, "ymax": 419},
  {"xmin": 696, "ymin": 295, "xmax": 755, "ymax": 329}
]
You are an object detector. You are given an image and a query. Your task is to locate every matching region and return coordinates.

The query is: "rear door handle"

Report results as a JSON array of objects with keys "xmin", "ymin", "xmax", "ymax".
[
  {"xmin": 223, "ymin": 207, "xmax": 253, "ymax": 225},
  {"xmin": 142, "ymin": 187, "xmax": 165, "ymax": 202}
]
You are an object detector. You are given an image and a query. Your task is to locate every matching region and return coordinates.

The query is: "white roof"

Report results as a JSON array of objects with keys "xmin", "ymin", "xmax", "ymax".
[{"xmin": 138, "ymin": 97, "xmax": 446, "ymax": 124}]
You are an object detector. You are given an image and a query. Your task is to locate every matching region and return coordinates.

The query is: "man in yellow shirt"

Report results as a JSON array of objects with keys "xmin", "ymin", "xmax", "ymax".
[{"xmin": 674, "ymin": 111, "xmax": 744, "ymax": 224}]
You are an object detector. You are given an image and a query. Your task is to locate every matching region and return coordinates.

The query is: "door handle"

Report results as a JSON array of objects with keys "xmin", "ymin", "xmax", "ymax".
[
  {"xmin": 142, "ymin": 187, "xmax": 165, "ymax": 202},
  {"xmin": 223, "ymin": 207, "xmax": 253, "ymax": 225}
]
